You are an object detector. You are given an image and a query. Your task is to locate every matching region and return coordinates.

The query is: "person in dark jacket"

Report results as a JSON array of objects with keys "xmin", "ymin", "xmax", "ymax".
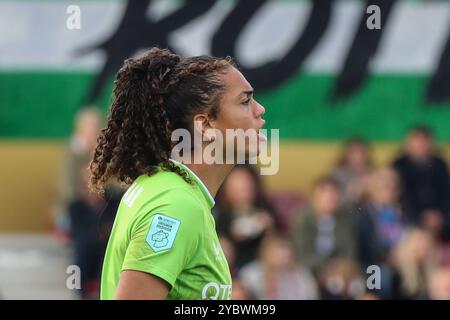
[{"xmin": 392, "ymin": 125, "xmax": 450, "ymax": 240}]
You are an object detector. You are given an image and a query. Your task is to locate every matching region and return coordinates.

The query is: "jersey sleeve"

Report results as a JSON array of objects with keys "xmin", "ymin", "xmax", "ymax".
[{"xmin": 121, "ymin": 188, "xmax": 203, "ymax": 288}]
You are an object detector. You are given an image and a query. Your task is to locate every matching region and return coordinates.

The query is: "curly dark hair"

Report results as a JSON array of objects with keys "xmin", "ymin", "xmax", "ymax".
[{"xmin": 89, "ymin": 47, "xmax": 234, "ymax": 194}]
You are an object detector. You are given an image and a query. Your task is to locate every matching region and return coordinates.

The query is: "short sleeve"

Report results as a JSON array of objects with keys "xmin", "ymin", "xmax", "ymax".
[{"xmin": 121, "ymin": 188, "xmax": 203, "ymax": 288}]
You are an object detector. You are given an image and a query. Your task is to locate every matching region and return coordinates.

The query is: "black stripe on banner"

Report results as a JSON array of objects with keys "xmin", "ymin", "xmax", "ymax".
[
  {"xmin": 331, "ymin": 0, "xmax": 397, "ymax": 103},
  {"xmin": 211, "ymin": 0, "xmax": 335, "ymax": 91},
  {"xmin": 81, "ymin": 0, "xmax": 218, "ymax": 105},
  {"xmin": 426, "ymin": 27, "xmax": 450, "ymax": 104}
]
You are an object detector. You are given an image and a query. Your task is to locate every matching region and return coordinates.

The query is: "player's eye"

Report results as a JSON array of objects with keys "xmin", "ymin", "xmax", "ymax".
[{"xmin": 242, "ymin": 97, "xmax": 251, "ymax": 105}]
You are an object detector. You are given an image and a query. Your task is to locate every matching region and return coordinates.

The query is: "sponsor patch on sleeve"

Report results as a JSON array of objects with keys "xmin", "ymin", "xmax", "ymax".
[{"xmin": 146, "ymin": 214, "xmax": 181, "ymax": 252}]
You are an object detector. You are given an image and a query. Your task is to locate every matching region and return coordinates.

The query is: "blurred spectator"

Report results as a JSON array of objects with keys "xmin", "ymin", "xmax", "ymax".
[
  {"xmin": 214, "ymin": 164, "xmax": 278, "ymax": 269},
  {"xmin": 355, "ymin": 168, "xmax": 406, "ymax": 268},
  {"xmin": 219, "ymin": 235, "xmax": 252, "ymax": 299},
  {"xmin": 291, "ymin": 177, "xmax": 356, "ymax": 273},
  {"xmin": 392, "ymin": 125, "xmax": 450, "ymax": 240},
  {"xmin": 421, "ymin": 209, "xmax": 446, "ymax": 243},
  {"xmin": 68, "ymin": 167, "xmax": 106, "ymax": 299},
  {"xmin": 317, "ymin": 258, "xmax": 365, "ymax": 300},
  {"xmin": 219, "ymin": 235, "xmax": 237, "ymax": 278},
  {"xmin": 425, "ymin": 265, "xmax": 450, "ymax": 300},
  {"xmin": 239, "ymin": 232, "xmax": 319, "ymax": 300},
  {"xmin": 55, "ymin": 107, "xmax": 121, "ymax": 299},
  {"xmin": 331, "ymin": 137, "xmax": 373, "ymax": 207},
  {"xmin": 231, "ymin": 279, "xmax": 252, "ymax": 300},
  {"xmin": 389, "ymin": 227, "xmax": 438, "ymax": 299},
  {"xmin": 267, "ymin": 191, "xmax": 304, "ymax": 232},
  {"xmin": 355, "ymin": 292, "xmax": 381, "ymax": 300},
  {"xmin": 54, "ymin": 107, "xmax": 103, "ymax": 232}
]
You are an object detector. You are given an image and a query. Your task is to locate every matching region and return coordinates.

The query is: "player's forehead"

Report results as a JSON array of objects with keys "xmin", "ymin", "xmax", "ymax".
[{"xmin": 221, "ymin": 66, "xmax": 253, "ymax": 98}]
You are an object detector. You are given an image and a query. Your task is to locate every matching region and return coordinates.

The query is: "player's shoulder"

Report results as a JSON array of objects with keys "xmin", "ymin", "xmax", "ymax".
[
  {"xmin": 123, "ymin": 169, "xmax": 193, "ymax": 205},
  {"xmin": 121, "ymin": 169, "xmax": 205, "ymax": 232},
  {"xmin": 137, "ymin": 167, "xmax": 189, "ymax": 189},
  {"xmin": 137, "ymin": 174, "xmax": 204, "ymax": 217},
  {"xmin": 157, "ymin": 186, "xmax": 204, "ymax": 212}
]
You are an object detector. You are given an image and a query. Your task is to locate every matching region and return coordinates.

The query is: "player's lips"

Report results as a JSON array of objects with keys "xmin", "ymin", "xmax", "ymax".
[{"xmin": 258, "ymin": 119, "xmax": 266, "ymax": 129}]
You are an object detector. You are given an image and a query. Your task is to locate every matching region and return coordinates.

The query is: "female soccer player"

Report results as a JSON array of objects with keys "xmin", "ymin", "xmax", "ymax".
[{"xmin": 89, "ymin": 47, "xmax": 266, "ymax": 300}]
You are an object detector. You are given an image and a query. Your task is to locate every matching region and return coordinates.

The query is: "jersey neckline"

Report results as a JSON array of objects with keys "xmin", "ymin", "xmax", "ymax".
[{"xmin": 169, "ymin": 159, "xmax": 215, "ymax": 208}]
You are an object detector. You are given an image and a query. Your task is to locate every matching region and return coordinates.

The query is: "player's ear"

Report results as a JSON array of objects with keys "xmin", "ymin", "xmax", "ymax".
[{"xmin": 193, "ymin": 113, "xmax": 216, "ymax": 142}]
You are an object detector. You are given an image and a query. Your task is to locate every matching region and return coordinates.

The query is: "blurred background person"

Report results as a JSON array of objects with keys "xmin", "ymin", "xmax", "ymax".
[
  {"xmin": 425, "ymin": 265, "xmax": 450, "ymax": 300},
  {"xmin": 291, "ymin": 177, "xmax": 357, "ymax": 274},
  {"xmin": 316, "ymin": 258, "xmax": 365, "ymax": 300},
  {"xmin": 54, "ymin": 107, "xmax": 121, "ymax": 299},
  {"xmin": 219, "ymin": 235, "xmax": 238, "ymax": 278},
  {"xmin": 354, "ymin": 167, "xmax": 406, "ymax": 299},
  {"xmin": 392, "ymin": 126, "xmax": 450, "ymax": 240},
  {"xmin": 218, "ymin": 235, "xmax": 252, "ymax": 299},
  {"xmin": 421, "ymin": 208, "xmax": 446, "ymax": 243},
  {"xmin": 54, "ymin": 107, "xmax": 103, "ymax": 235},
  {"xmin": 67, "ymin": 166, "xmax": 106, "ymax": 299},
  {"xmin": 355, "ymin": 167, "xmax": 406, "ymax": 268},
  {"xmin": 331, "ymin": 137, "xmax": 374, "ymax": 208},
  {"xmin": 230, "ymin": 279, "xmax": 252, "ymax": 300},
  {"xmin": 238, "ymin": 232, "xmax": 319, "ymax": 300},
  {"xmin": 389, "ymin": 227, "xmax": 438, "ymax": 299},
  {"xmin": 214, "ymin": 164, "xmax": 279, "ymax": 270},
  {"xmin": 355, "ymin": 292, "xmax": 381, "ymax": 300}
]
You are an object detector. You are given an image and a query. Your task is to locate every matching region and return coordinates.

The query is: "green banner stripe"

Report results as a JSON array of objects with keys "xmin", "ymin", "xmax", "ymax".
[
  {"xmin": 1, "ymin": 71, "xmax": 450, "ymax": 141},
  {"xmin": 259, "ymin": 73, "xmax": 450, "ymax": 141},
  {"xmin": 0, "ymin": 71, "xmax": 113, "ymax": 139}
]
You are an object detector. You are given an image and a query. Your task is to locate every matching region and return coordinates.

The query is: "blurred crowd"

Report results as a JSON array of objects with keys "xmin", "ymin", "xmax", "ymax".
[
  {"xmin": 215, "ymin": 126, "xmax": 450, "ymax": 300},
  {"xmin": 55, "ymin": 107, "xmax": 450, "ymax": 300}
]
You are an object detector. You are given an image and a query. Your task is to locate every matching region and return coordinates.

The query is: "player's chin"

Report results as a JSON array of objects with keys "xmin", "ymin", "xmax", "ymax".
[
  {"xmin": 242, "ymin": 143, "xmax": 261, "ymax": 161},
  {"xmin": 251, "ymin": 133, "xmax": 267, "ymax": 156}
]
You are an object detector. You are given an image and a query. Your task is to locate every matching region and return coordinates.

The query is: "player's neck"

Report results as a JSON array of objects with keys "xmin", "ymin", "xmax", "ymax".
[{"xmin": 184, "ymin": 163, "xmax": 234, "ymax": 199}]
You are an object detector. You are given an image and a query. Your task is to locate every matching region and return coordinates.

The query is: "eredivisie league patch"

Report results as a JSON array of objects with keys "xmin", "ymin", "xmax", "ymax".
[{"xmin": 146, "ymin": 214, "xmax": 181, "ymax": 252}]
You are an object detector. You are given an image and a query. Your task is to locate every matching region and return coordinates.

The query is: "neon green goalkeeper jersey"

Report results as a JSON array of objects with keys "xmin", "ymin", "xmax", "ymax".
[{"xmin": 100, "ymin": 159, "xmax": 232, "ymax": 300}]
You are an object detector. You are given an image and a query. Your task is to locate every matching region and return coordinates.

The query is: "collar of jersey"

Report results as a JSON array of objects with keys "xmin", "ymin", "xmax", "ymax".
[{"xmin": 169, "ymin": 158, "xmax": 215, "ymax": 208}]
